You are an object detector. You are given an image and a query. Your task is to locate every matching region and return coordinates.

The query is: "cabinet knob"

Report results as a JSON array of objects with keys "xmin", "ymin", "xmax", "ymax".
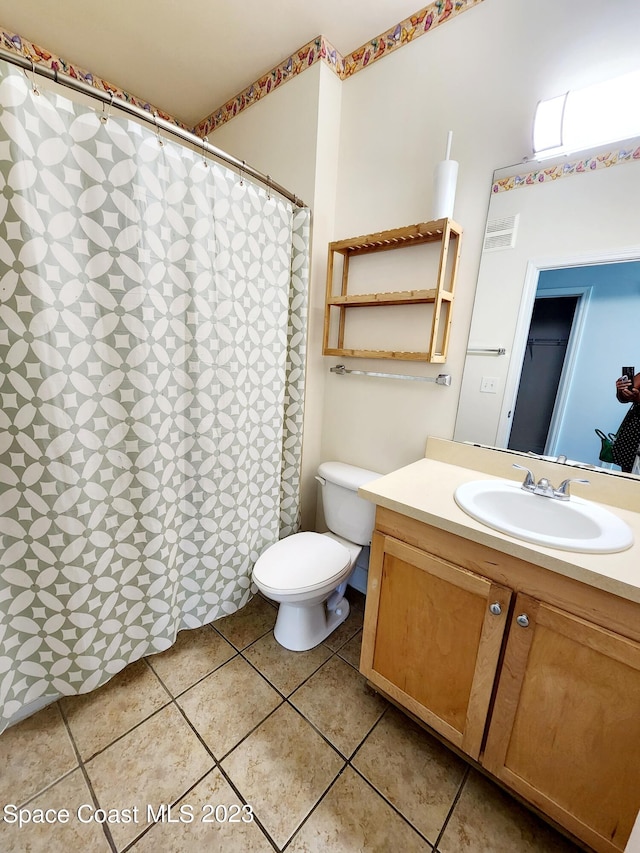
[
  {"xmin": 516, "ymin": 614, "xmax": 530, "ymax": 628},
  {"xmin": 489, "ymin": 602, "xmax": 502, "ymax": 616}
]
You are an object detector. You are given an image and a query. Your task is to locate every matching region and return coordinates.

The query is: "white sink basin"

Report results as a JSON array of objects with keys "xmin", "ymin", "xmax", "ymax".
[{"xmin": 454, "ymin": 480, "xmax": 634, "ymax": 553}]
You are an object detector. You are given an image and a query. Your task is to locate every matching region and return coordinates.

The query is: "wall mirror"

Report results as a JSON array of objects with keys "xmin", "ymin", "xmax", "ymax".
[{"xmin": 454, "ymin": 138, "xmax": 640, "ymax": 478}]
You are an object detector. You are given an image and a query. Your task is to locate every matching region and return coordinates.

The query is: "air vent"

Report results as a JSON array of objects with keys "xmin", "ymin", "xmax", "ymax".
[{"xmin": 483, "ymin": 214, "xmax": 519, "ymax": 251}]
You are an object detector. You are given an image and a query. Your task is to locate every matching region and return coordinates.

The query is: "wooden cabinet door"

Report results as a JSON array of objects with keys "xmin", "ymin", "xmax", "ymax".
[
  {"xmin": 483, "ymin": 593, "xmax": 640, "ymax": 853},
  {"xmin": 360, "ymin": 532, "xmax": 511, "ymax": 760}
]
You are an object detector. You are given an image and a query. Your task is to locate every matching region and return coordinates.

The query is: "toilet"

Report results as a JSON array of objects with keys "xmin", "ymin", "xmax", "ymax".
[{"xmin": 252, "ymin": 461, "xmax": 381, "ymax": 651}]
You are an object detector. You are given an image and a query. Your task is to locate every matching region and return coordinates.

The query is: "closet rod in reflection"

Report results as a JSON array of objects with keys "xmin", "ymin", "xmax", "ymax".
[
  {"xmin": 466, "ymin": 347, "xmax": 506, "ymax": 355},
  {"xmin": 330, "ymin": 365, "xmax": 451, "ymax": 385},
  {"xmin": 0, "ymin": 48, "xmax": 306, "ymax": 209}
]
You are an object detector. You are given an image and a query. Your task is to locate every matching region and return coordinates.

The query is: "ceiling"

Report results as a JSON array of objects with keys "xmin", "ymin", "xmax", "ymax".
[{"xmin": 0, "ymin": 0, "xmax": 426, "ymax": 128}]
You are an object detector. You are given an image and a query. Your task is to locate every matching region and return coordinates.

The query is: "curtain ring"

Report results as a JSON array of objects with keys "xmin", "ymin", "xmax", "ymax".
[
  {"xmin": 202, "ymin": 135, "xmax": 208, "ymax": 168},
  {"xmin": 239, "ymin": 160, "xmax": 245, "ymax": 186},
  {"xmin": 153, "ymin": 111, "xmax": 164, "ymax": 147},
  {"xmin": 24, "ymin": 58, "xmax": 40, "ymax": 96},
  {"xmin": 266, "ymin": 175, "xmax": 271, "ymax": 200},
  {"xmin": 100, "ymin": 91, "xmax": 115, "ymax": 124}
]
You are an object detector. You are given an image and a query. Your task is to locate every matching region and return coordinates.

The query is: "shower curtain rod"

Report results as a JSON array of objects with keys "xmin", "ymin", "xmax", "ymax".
[{"xmin": 0, "ymin": 48, "xmax": 307, "ymax": 209}]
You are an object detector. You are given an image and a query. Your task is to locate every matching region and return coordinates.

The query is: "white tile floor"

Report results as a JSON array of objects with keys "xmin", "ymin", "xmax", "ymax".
[{"xmin": 0, "ymin": 590, "xmax": 590, "ymax": 852}]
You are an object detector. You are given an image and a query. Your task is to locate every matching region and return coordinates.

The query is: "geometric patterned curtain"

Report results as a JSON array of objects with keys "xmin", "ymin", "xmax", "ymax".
[{"xmin": 0, "ymin": 60, "xmax": 309, "ymax": 730}]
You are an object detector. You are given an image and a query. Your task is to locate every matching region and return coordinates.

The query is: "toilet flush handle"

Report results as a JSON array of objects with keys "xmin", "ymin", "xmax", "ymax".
[{"xmin": 315, "ymin": 475, "xmax": 326, "ymax": 486}]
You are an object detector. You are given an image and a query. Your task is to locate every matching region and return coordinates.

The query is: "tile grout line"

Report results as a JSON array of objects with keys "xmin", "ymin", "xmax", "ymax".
[
  {"xmin": 231, "ymin": 634, "xmax": 384, "ymax": 766},
  {"xmin": 214, "ymin": 697, "xmax": 286, "ymax": 764},
  {"xmin": 155, "ymin": 625, "xmax": 462, "ymax": 853},
  {"xmin": 117, "ymin": 764, "xmax": 279, "ymax": 853},
  {"xmin": 275, "ymin": 700, "xmax": 435, "ymax": 853},
  {"xmin": 278, "ymin": 762, "xmax": 349, "ymax": 852},
  {"xmin": 281, "ymin": 697, "xmax": 350, "ymax": 764},
  {"xmin": 190, "ymin": 646, "xmax": 357, "ymax": 850},
  {"xmin": 9, "ymin": 612, "xmax": 442, "ymax": 853},
  {"xmin": 7, "ymin": 600, "xmax": 584, "ymax": 853},
  {"xmin": 67, "ymin": 692, "xmax": 173, "ymax": 765},
  {"xmin": 60, "ymin": 649, "xmax": 268, "ymax": 768},
  {"xmin": 277, "ymin": 700, "xmax": 392, "ymax": 849},
  {"xmin": 58, "ymin": 660, "xmax": 223, "ymax": 853},
  {"xmin": 334, "ymin": 628, "xmax": 363, "ymax": 670},
  {"xmin": 238, "ymin": 641, "xmax": 333, "ymax": 700},
  {"xmin": 144, "ymin": 646, "xmax": 239, "ymax": 703},
  {"xmin": 346, "ymin": 706, "xmax": 439, "ymax": 850},
  {"xmin": 124, "ymin": 664, "xmax": 281, "ymax": 852},
  {"xmin": 57, "ymin": 700, "xmax": 118, "ymax": 853},
  {"xmin": 197, "ymin": 763, "xmax": 280, "ymax": 853},
  {"xmin": 348, "ymin": 702, "xmax": 390, "ymax": 763},
  {"xmin": 233, "ymin": 609, "xmax": 363, "ymax": 701},
  {"xmin": 8, "ymin": 765, "xmax": 78, "ymax": 812},
  {"xmin": 149, "ymin": 661, "xmax": 281, "ymax": 852},
  {"xmin": 170, "ymin": 684, "xmax": 282, "ymax": 851},
  {"xmin": 432, "ymin": 763, "xmax": 471, "ymax": 852},
  {"xmin": 11, "ymin": 601, "xmax": 364, "ymax": 852},
  {"xmin": 144, "ymin": 664, "xmax": 220, "ymax": 767},
  {"xmin": 10, "ymin": 691, "xmax": 429, "ymax": 853},
  {"xmin": 347, "ymin": 762, "xmax": 437, "ymax": 850},
  {"xmin": 209, "ymin": 649, "xmax": 369, "ymax": 770}
]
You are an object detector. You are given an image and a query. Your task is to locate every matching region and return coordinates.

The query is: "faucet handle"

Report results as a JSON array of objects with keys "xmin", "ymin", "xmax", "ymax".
[
  {"xmin": 512, "ymin": 463, "xmax": 535, "ymax": 489},
  {"xmin": 555, "ymin": 477, "xmax": 590, "ymax": 498}
]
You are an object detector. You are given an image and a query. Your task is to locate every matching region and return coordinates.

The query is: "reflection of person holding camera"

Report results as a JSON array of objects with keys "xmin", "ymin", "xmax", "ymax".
[{"xmin": 612, "ymin": 369, "xmax": 640, "ymax": 473}]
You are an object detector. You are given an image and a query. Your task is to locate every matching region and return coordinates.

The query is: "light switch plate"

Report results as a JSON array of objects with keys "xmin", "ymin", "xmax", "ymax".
[{"xmin": 480, "ymin": 376, "xmax": 499, "ymax": 393}]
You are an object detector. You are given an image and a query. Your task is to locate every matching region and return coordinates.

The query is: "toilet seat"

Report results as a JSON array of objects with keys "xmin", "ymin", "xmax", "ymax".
[{"xmin": 253, "ymin": 532, "xmax": 351, "ymax": 596}]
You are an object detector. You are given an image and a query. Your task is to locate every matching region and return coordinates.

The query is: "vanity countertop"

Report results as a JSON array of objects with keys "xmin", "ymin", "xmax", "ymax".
[{"xmin": 359, "ymin": 456, "xmax": 640, "ymax": 605}]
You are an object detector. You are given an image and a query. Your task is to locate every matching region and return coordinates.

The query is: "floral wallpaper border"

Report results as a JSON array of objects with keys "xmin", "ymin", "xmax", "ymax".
[
  {"xmin": 341, "ymin": 0, "xmax": 482, "ymax": 79},
  {"xmin": 1, "ymin": 1, "xmax": 483, "ymax": 136},
  {"xmin": 0, "ymin": 28, "xmax": 183, "ymax": 126},
  {"xmin": 492, "ymin": 145, "xmax": 640, "ymax": 193},
  {"xmin": 195, "ymin": 0, "xmax": 484, "ymax": 135},
  {"xmin": 3, "ymin": 8, "xmax": 636, "ymax": 194},
  {"xmin": 195, "ymin": 35, "xmax": 339, "ymax": 137}
]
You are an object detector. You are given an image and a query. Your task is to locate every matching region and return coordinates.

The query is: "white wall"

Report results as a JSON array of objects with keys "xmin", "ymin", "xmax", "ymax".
[
  {"xmin": 303, "ymin": 64, "xmax": 342, "ymax": 528},
  {"xmin": 211, "ymin": 0, "xmax": 640, "ymax": 523},
  {"xmin": 210, "ymin": 64, "xmax": 322, "ymax": 205}
]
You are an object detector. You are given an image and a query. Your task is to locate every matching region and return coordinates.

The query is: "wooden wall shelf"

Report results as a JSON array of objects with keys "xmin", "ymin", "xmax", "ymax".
[{"xmin": 323, "ymin": 218, "xmax": 462, "ymax": 363}]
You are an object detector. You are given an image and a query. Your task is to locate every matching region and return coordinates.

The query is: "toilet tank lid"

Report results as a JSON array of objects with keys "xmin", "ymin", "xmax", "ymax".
[{"xmin": 318, "ymin": 461, "xmax": 382, "ymax": 491}]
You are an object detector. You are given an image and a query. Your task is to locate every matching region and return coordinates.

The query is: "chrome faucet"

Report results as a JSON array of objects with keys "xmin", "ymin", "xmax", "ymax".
[{"xmin": 513, "ymin": 464, "xmax": 589, "ymax": 501}]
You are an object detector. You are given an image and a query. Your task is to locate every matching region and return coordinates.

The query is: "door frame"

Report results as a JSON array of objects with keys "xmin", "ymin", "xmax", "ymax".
[
  {"xmin": 496, "ymin": 247, "xmax": 640, "ymax": 450},
  {"xmin": 538, "ymin": 288, "xmax": 590, "ymax": 456},
  {"xmin": 507, "ymin": 287, "xmax": 591, "ymax": 455}
]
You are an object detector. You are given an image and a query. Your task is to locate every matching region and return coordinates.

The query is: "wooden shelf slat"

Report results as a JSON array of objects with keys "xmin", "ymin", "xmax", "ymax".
[
  {"xmin": 329, "ymin": 218, "xmax": 462, "ymax": 255},
  {"xmin": 328, "ymin": 289, "xmax": 438, "ymax": 307},
  {"xmin": 327, "ymin": 289, "xmax": 455, "ymax": 307},
  {"xmin": 324, "ymin": 347, "xmax": 445, "ymax": 362}
]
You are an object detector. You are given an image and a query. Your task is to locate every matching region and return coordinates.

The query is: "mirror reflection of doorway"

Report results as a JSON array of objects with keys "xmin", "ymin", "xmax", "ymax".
[
  {"xmin": 497, "ymin": 258, "xmax": 640, "ymax": 465},
  {"xmin": 508, "ymin": 296, "xmax": 579, "ymax": 455}
]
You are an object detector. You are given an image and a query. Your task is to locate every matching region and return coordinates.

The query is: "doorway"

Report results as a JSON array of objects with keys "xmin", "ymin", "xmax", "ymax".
[
  {"xmin": 507, "ymin": 296, "xmax": 578, "ymax": 455},
  {"xmin": 496, "ymin": 254, "xmax": 640, "ymax": 465}
]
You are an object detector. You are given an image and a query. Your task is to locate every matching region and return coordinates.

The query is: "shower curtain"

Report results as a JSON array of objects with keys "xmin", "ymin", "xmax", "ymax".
[{"xmin": 0, "ymin": 61, "xmax": 309, "ymax": 730}]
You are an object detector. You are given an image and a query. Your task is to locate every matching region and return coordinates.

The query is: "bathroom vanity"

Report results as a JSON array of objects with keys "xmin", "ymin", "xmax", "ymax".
[{"xmin": 358, "ymin": 439, "xmax": 640, "ymax": 853}]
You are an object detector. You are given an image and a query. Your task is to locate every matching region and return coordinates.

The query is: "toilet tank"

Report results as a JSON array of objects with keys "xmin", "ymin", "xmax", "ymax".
[{"xmin": 317, "ymin": 461, "xmax": 381, "ymax": 546}]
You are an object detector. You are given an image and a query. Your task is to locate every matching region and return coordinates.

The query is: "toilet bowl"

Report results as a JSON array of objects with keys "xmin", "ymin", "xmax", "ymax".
[{"xmin": 252, "ymin": 462, "xmax": 381, "ymax": 651}]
